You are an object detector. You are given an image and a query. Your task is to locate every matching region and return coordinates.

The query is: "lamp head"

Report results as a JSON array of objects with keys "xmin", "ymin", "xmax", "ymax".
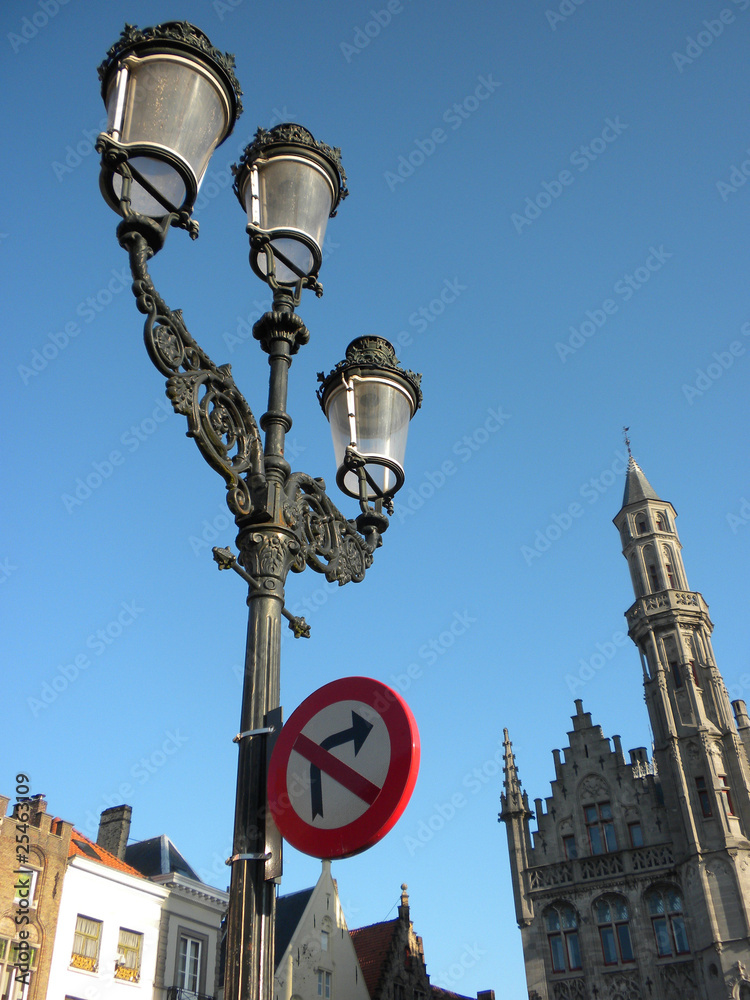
[
  {"xmin": 97, "ymin": 22, "xmax": 242, "ymax": 222},
  {"xmin": 232, "ymin": 123, "xmax": 347, "ymax": 292}
]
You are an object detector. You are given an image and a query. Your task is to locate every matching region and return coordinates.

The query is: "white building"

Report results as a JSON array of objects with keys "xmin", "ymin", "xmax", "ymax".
[{"xmin": 47, "ymin": 829, "xmax": 167, "ymax": 999}]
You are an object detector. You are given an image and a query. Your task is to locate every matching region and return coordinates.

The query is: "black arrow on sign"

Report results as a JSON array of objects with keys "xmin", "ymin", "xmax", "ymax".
[{"xmin": 310, "ymin": 712, "xmax": 374, "ymax": 820}]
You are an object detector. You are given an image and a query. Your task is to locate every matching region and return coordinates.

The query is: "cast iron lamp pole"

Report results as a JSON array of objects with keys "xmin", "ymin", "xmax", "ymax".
[{"xmin": 95, "ymin": 23, "xmax": 422, "ymax": 1000}]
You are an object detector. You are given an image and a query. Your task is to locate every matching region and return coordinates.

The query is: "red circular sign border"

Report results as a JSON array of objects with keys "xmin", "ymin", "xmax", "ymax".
[{"xmin": 268, "ymin": 676, "xmax": 420, "ymax": 860}]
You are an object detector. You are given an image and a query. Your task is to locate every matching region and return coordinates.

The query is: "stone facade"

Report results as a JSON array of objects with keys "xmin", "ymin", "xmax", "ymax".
[
  {"xmin": 0, "ymin": 792, "xmax": 73, "ymax": 1000},
  {"xmin": 501, "ymin": 458, "xmax": 750, "ymax": 1000}
]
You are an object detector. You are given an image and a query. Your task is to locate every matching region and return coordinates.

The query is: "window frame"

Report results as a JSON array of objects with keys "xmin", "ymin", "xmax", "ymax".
[
  {"xmin": 175, "ymin": 928, "xmax": 208, "ymax": 997},
  {"xmin": 719, "ymin": 775, "xmax": 736, "ymax": 816},
  {"xmin": 114, "ymin": 928, "xmax": 143, "ymax": 983},
  {"xmin": 628, "ymin": 822, "xmax": 643, "ymax": 848},
  {"xmin": 646, "ymin": 887, "xmax": 690, "ymax": 958},
  {"xmin": 70, "ymin": 915, "xmax": 102, "ymax": 974},
  {"xmin": 316, "ymin": 969, "xmax": 332, "ymax": 998},
  {"xmin": 584, "ymin": 801, "xmax": 617, "ymax": 855},
  {"xmin": 594, "ymin": 896, "xmax": 634, "ymax": 966},
  {"xmin": 544, "ymin": 904, "xmax": 582, "ymax": 974},
  {"xmin": 695, "ymin": 776, "xmax": 713, "ymax": 818},
  {"xmin": 1, "ymin": 936, "xmax": 37, "ymax": 1000}
]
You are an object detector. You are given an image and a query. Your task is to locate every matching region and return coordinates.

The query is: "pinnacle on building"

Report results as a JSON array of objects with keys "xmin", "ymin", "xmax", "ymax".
[{"xmin": 500, "ymin": 456, "xmax": 750, "ymax": 1000}]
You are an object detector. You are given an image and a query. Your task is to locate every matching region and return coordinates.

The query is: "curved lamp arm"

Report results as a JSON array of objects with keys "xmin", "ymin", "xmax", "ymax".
[{"xmin": 116, "ymin": 215, "xmax": 265, "ymax": 518}]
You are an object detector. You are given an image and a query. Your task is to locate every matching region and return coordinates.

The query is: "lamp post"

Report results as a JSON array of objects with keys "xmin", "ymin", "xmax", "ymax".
[{"xmin": 95, "ymin": 22, "xmax": 422, "ymax": 1000}]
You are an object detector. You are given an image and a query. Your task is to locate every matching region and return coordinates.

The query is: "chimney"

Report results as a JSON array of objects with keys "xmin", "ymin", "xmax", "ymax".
[
  {"xmin": 97, "ymin": 804, "xmax": 132, "ymax": 860},
  {"xmin": 478, "ymin": 992, "xmax": 496, "ymax": 1000}
]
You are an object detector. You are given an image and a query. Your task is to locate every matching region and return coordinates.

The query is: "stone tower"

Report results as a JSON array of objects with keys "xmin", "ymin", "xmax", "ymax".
[{"xmin": 501, "ymin": 457, "xmax": 750, "ymax": 1000}]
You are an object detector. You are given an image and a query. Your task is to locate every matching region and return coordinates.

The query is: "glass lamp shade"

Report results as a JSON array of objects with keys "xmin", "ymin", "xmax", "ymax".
[
  {"xmin": 97, "ymin": 23, "xmax": 240, "ymax": 218},
  {"xmin": 233, "ymin": 125, "xmax": 346, "ymax": 286},
  {"xmin": 318, "ymin": 338, "xmax": 422, "ymax": 502}
]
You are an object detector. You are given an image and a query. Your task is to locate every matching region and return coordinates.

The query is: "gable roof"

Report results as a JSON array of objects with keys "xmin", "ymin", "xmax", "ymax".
[
  {"xmin": 274, "ymin": 887, "xmax": 315, "ymax": 969},
  {"xmin": 349, "ymin": 919, "xmax": 399, "ymax": 998},
  {"xmin": 125, "ymin": 834, "xmax": 201, "ymax": 881},
  {"xmin": 68, "ymin": 829, "xmax": 144, "ymax": 878}
]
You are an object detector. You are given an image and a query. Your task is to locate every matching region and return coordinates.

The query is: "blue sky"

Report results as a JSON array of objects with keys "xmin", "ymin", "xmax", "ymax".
[{"xmin": 3, "ymin": 1, "xmax": 750, "ymax": 996}]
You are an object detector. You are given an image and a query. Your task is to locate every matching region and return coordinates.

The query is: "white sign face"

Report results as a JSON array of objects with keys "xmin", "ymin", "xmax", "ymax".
[
  {"xmin": 268, "ymin": 677, "xmax": 421, "ymax": 860},
  {"xmin": 284, "ymin": 699, "xmax": 391, "ymax": 829}
]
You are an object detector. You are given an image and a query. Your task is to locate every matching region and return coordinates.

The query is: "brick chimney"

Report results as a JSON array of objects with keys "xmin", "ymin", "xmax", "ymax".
[
  {"xmin": 478, "ymin": 992, "xmax": 496, "ymax": 1000},
  {"xmin": 97, "ymin": 804, "xmax": 132, "ymax": 860}
]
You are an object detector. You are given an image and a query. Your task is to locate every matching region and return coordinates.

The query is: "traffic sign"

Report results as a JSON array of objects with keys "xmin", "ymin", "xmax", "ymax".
[{"xmin": 268, "ymin": 676, "xmax": 420, "ymax": 859}]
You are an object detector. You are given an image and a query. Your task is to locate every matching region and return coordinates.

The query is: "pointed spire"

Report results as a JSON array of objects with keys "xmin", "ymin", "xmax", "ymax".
[
  {"xmin": 501, "ymin": 729, "xmax": 531, "ymax": 819},
  {"xmin": 621, "ymin": 455, "xmax": 661, "ymax": 507}
]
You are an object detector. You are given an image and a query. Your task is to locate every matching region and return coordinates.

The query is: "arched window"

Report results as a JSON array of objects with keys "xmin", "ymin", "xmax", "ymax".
[
  {"xmin": 635, "ymin": 513, "xmax": 648, "ymax": 535},
  {"xmin": 594, "ymin": 895, "xmax": 634, "ymax": 965},
  {"xmin": 655, "ymin": 511, "xmax": 670, "ymax": 532},
  {"xmin": 544, "ymin": 903, "xmax": 582, "ymax": 973},
  {"xmin": 662, "ymin": 546, "xmax": 678, "ymax": 588},
  {"xmin": 645, "ymin": 886, "xmax": 689, "ymax": 957},
  {"xmin": 643, "ymin": 545, "xmax": 660, "ymax": 592}
]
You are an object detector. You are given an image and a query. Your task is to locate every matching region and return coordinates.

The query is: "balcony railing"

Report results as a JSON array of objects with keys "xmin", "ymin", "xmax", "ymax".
[
  {"xmin": 166, "ymin": 988, "xmax": 215, "ymax": 1000},
  {"xmin": 527, "ymin": 843, "xmax": 675, "ymax": 891}
]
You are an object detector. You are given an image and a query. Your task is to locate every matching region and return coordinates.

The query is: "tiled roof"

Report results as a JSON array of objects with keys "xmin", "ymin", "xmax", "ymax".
[
  {"xmin": 68, "ymin": 829, "xmax": 144, "ymax": 878},
  {"xmin": 349, "ymin": 919, "xmax": 399, "ymax": 999}
]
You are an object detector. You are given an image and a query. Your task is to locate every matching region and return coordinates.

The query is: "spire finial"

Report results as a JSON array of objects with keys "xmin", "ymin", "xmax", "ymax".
[{"xmin": 623, "ymin": 426, "xmax": 631, "ymax": 457}]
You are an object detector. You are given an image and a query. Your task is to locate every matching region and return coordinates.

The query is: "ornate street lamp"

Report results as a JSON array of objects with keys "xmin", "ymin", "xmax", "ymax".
[{"xmin": 95, "ymin": 22, "xmax": 421, "ymax": 1000}]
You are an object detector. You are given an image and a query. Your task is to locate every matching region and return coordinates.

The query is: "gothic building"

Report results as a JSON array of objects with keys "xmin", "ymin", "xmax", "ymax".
[{"xmin": 501, "ymin": 457, "xmax": 750, "ymax": 1000}]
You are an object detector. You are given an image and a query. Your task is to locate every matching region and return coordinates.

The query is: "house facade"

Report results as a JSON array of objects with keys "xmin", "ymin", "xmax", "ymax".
[
  {"xmin": 501, "ymin": 457, "xmax": 750, "ymax": 1000},
  {"xmin": 0, "ymin": 792, "xmax": 73, "ymax": 1000},
  {"xmin": 274, "ymin": 860, "xmax": 369, "ymax": 1000},
  {"xmin": 46, "ymin": 827, "xmax": 167, "ymax": 999}
]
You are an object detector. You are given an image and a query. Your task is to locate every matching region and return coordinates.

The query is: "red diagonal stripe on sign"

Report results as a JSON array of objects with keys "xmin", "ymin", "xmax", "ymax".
[{"xmin": 293, "ymin": 732, "xmax": 381, "ymax": 805}]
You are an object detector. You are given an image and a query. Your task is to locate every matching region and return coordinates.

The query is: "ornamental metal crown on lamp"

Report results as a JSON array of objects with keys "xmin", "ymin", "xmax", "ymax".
[{"xmin": 97, "ymin": 21, "xmax": 243, "ymax": 120}]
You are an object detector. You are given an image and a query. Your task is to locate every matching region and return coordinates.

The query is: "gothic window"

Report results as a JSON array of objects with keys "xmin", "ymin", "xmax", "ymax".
[
  {"xmin": 663, "ymin": 636, "xmax": 682, "ymax": 688},
  {"xmin": 645, "ymin": 886, "xmax": 689, "ymax": 957},
  {"xmin": 628, "ymin": 822, "xmax": 643, "ymax": 847},
  {"xmin": 544, "ymin": 903, "xmax": 582, "ymax": 973},
  {"xmin": 594, "ymin": 895, "xmax": 634, "ymax": 965},
  {"xmin": 584, "ymin": 801, "xmax": 617, "ymax": 854},
  {"xmin": 655, "ymin": 511, "xmax": 670, "ymax": 532},
  {"xmin": 695, "ymin": 776, "xmax": 712, "ymax": 817},
  {"xmin": 664, "ymin": 553, "xmax": 676, "ymax": 588},
  {"xmin": 643, "ymin": 545, "xmax": 660, "ymax": 591},
  {"xmin": 562, "ymin": 835, "xmax": 577, "ymax": 860},
  {"xmin": 635, "ymin": 513, "xmax": 648, "ymax": 535},
  {"xmin": 719, "ymin": 775, "xmax": 736, "ymax": 816}
]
